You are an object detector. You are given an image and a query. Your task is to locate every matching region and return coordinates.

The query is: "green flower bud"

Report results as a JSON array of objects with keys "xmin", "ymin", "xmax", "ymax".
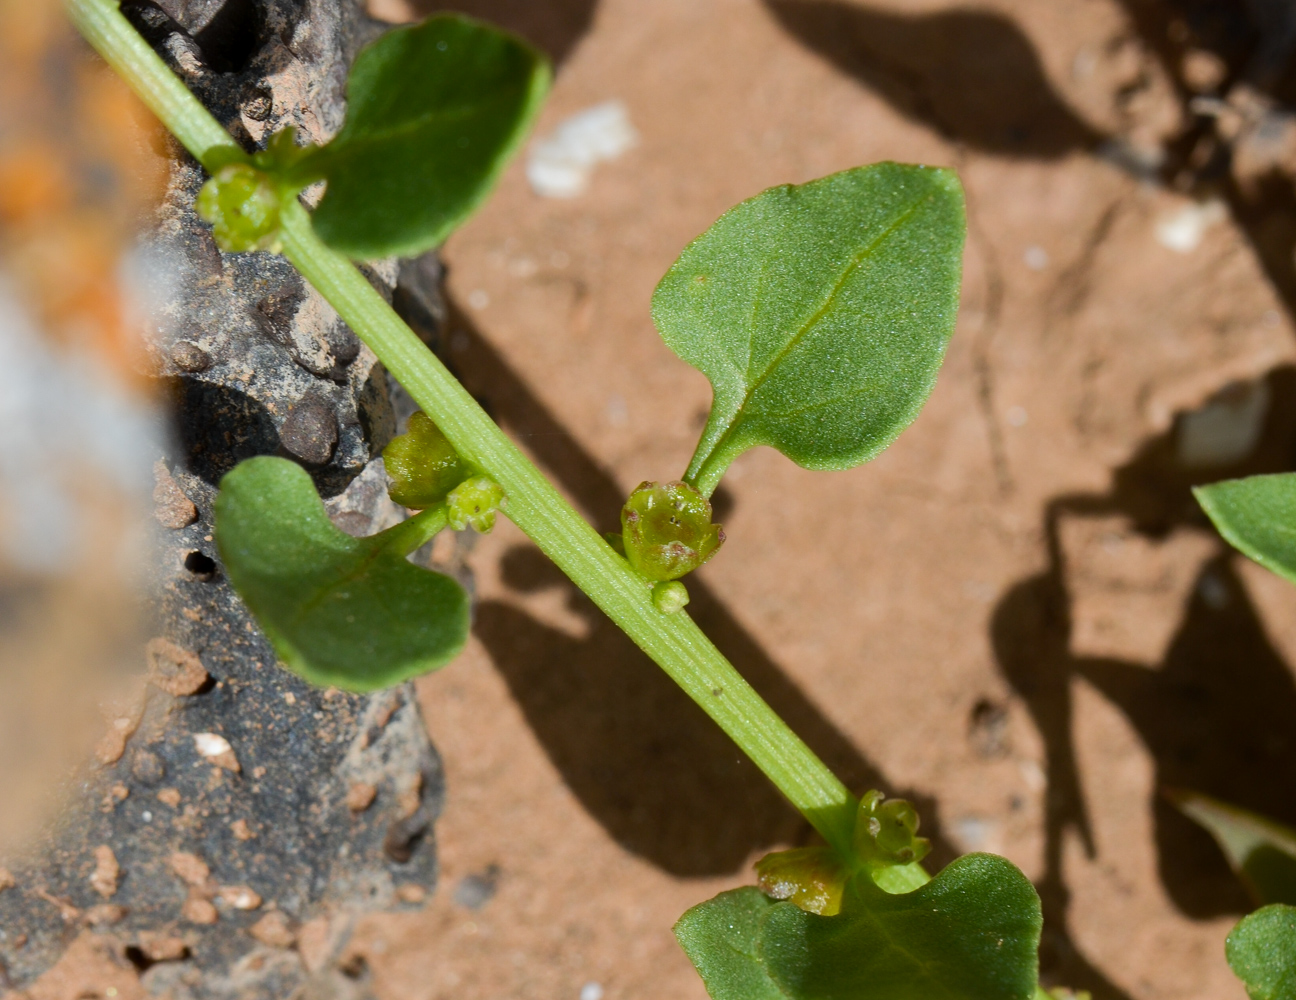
[
  {"xmin": 447, "ymin": 476, "xmax": 506, "ymax": 533},
  {"xmin": 853, "ymin": 789, "xmax": 931, "ymax": 868},
  {"xmin": 652, "ymin": 580, "xmax": 690, "ymax": 614},
  {"xmin": 620, "ymin": 480, "xmax": 724, "ymax": 582},
  {"xmin": 382, "ymin": 412, "xmax": 466, "ymax": 509},
  {"xmin": 195, "ymin": 162, "xmax": 281, "ymax": 253}
]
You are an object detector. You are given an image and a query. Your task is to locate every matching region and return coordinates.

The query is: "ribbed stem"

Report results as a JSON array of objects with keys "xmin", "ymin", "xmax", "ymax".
[{"xmin": 68, "ymin": 0, "xmax": 860, "ymax": 856}]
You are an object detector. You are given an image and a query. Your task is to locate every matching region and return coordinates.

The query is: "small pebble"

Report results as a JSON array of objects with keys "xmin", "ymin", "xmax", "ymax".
[
  {"xmin": 182, "ymin": 893, "xmax": 218, "ymax": 925},
  {"xmin": 242, "ymin": 89, "xmax": 273, "ymax": 122},
  {"xmin": 193, "ymin": 732, "xmax": 240, "ymax": 772},
  {"xmin": 152, "ymin": 460, "xmax": 198, "ymax": 528},
  {"xmin": 90, "ymin": 845, "xmax": 120, "ymax": 898},
  {"xmin": 146, "ymin": 637, "xmax": 209, "ymax": 696},
  {"xmin": 580, "ymin": 983, "xmax": 604, "ymax": 1000},
  {"xmin": 395, "ymin": 884, "xmax": 426, "ymax": 904},
  {"xmin": 230, "ymin": 819, "xmax": 255, "ymax": 841},
  {"xmin": 137, "ymin": 933, "xmax": 187, "ymax": 961},
  {"xmin": 346, "ymin": 782, "xmax": 377, "ymax": 813},
  {"xmin": 95, "ymin": 712, "xmax": 141, "ymax": 765},
  {"xmin": 279, "ymin": 397, "xmax": 338, "ymax": 465},
  {"xmin": 169, "ymin": 340, "xmax": 212, "ymax": 372},
  {"xmin": 249, "ymin": 911, "xmax": 296, "ymax": 948},
  {"xmin": 218, "ymin": 885, "xmax": 262, "ymax": 910},
  {"xmin": 130, "ymin": 750, "xmax": 166, "ymax": 785},
  {"xmin": 85, "ymin": 903, "xmax": 126, "ymax": 926},
  {"xmin": 169, "ymin": 851, "xmax": 211, "ymax": 888}
]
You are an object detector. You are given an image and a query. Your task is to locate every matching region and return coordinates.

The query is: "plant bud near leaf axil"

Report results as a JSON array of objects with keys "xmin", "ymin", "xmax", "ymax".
[
  {"xmin": 620, "ymin": 480, "xmax": 724, "ymax": 581},
  {"xmin": 854, "ymin": 789, "xmax": 931, "ymax": 868},
  {"xmin": 195, "ymin": 162, "xmax": 282, "ymax": 253},
  {"xmin": 447, "ymin": 476, "xmax": 506, "ymax": 533}
]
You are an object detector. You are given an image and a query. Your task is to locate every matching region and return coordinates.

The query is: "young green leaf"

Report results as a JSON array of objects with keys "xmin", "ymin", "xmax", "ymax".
[
  {"xmin": 1226, "ymin": 904, "xmax": 1296, "ymax": 1000},
  {"xmin": 1194, "ymin": 474, "xmax": 1296, "ymax": 585},
  {"xmin": 1168, "ymin": 789, "xmax": 1296, "ymax": 906},
  {"xmin": 675, "ymin": 853, "xmax": 1041, "ymax": 1000},
  {"xmin": 213, "ymin": 456, "xmax": 469, "ymax": 691},
  {"xmin": 653, "ymin": 163, "xmax": 965, "ymax": 496},
  {"xmin": 306, "ymin": 14, "xmax": 550, "ymax": 259}
]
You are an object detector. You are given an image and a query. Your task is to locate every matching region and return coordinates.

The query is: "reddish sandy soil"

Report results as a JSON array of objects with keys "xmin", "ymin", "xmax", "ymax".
[
  {"xmin": 8, "ymin": 2, "xmax": 1296, "ymax": 1000},
  {"xmin": 323, "ymin": 1, "xmax": 1296, "ymax": 999}
]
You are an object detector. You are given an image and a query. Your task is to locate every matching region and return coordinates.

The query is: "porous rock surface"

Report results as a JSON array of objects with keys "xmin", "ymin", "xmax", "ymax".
[{"xmin": 0, "ymin": 0, "xmax": 454, "ymax": 996}]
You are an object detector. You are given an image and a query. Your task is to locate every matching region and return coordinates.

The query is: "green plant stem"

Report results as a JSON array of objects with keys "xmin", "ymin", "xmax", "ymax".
[
  {"xmin": 68, "ymin": 0, "xmax": 861, "ymax": 858},
  {"xmin": 66, "ymin": 0, "xmax": 243, "ymax": 172},
  {"xmin": 375, "ymin": 505, "xmax": 447, "ymax": 558},
  {"xmin": 278, "ymin": 199, "xmax": 861, "ymax": 852}
]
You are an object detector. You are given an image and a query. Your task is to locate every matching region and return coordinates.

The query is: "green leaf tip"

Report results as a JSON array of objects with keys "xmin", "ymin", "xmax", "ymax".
[
  {"xmin": 1227, "ymin": 904, "xmax": 1296, "ymax": 1000},
  {"xmin": 653, "ymin": 162, "xmax": 965, "ymax": 496},
  {"xmin": 676, "ymin": 853, "xmax": 1041, "ymax": 1000},
  {"xmin": 1194, "ymin": 473, "xmax": 1296, "ymax": 586},
  {"xmin": 213, "ymin": 456, "xmax": 469, "ymax": 692},
  {"xmin": 383, "ymin": 411, "xmax": 467, "ymax": 509},
  {"xmin": 1168, "ymin": 789, "xmax": 1296, "ymax": 906},
  {"xmin": 309, "ymin": 13, "xmax": 551, "ymax": 259},
  {"xmin": 621, "ymin": 480, "xmax": 724, "ymax": 581}
]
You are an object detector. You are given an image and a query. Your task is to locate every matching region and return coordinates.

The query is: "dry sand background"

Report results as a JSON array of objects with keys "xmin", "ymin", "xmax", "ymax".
[{"xmin": 341, "ymin": 0, "xmax": 1296, "ymax": 997}]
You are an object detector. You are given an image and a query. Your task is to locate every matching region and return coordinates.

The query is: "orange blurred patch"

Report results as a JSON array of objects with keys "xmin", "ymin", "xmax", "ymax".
[{"xmin": 0, "ymin": 0, "xmax": 171, "ymax": 386}]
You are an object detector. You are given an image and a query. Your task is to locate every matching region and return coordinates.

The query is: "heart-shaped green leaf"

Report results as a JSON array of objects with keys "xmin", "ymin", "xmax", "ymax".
[
  {"xmin": 653, "ymin": 163, "xmax": 965, "ymax": 495},
  {"xmin": 308, "ymin": 14, "xmax": 550, "ymax": 259},
  {"xmin": 1169, "ymin": 789, "xmax": 1296, "ymax": 906},
  {"xmin": 1227, "ymin": 905, "xmax": 1296, "ymax": 1000},
  {"xmin": 1195, "ymin": 474, "xmax": 1296, "ymax": 585},
  {"xmin": 214, "ymin": 456, "xmax": 469, "ymax": 691},
  {"xmin": 675, "ymin": 853, "xmax": 1041, "ymax": 1000}
]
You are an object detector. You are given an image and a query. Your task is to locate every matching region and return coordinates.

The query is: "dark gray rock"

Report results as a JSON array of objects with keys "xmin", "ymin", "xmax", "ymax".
[{"xmin": 0, "ymin": 1, "xmax": 455, "ymax": 996}]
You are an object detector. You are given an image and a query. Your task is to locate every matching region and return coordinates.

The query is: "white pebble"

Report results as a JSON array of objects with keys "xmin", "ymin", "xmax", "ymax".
[
  {"xmin": 193, "ymin": 732, "xmax": 233, "ymax": 758},
  {"xmin": 527, "ymin": 101, "xmax": 638, "ymax": 199},
  {"xmin": 579, "ymin": 983, "xmax": 604, "ymax": 1000},
  {"xmin": 1155, "ymin": 199, "xmax": 1227, "ymax": 253}
]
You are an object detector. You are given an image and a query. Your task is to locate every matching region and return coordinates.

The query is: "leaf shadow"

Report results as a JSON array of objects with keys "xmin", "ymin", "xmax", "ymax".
[
  {"xmin": 405, "ymin": 0, "xmax": 598, "ymax": 67},
  {"xmin": 763, "ymin": 0, "xmax": 1102, "ymax": 159},
  {"xmin": 992, "ymin": 365, "xmax": 1296, "ymax": 993},
  {"xmin": 395, "ymin": 265, "xmax": 957, "ymax": 877},
  {"xmin": 1105, "ymin": 0, "xmax": 1296, "ymax": 319}
]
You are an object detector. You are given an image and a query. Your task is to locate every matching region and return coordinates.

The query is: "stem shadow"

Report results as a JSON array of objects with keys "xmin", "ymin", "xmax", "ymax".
[{"xmin": 394, "ymin": 262, "xmax": 955, "ymax": 876}]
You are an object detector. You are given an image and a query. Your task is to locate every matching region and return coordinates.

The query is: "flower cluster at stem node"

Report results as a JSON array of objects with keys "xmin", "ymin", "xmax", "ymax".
[
  {"xmin": 195, "ymin": 163, "xmax": 281, "ymax": 253},
  {"xmin": 620, "ymin": 480, "xmax": 724, "ymax": 582}
]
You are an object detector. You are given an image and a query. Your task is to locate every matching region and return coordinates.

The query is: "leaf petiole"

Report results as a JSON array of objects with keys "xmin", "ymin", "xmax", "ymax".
[{"xmin": 373, "ymin": 505, "xmax": 449, "ymax": 559}]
